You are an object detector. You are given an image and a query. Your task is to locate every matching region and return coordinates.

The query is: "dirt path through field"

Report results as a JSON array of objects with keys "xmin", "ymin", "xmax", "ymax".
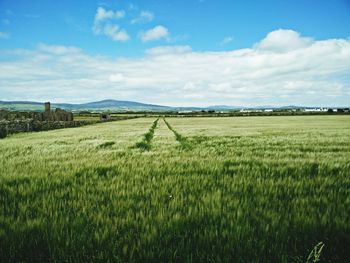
[
  {"xmin": 163, "ymin": 118, "xmax": 192, "ymax": 150},
  {"xmin": 152, "ymin": 118, "xmax": 178, "ymax": 150}
]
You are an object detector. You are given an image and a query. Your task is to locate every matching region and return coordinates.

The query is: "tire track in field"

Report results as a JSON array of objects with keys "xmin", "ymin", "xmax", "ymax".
[
  {"xmin": 152, "ymin": 116, "xmax": 178, "ymax": 150},
  {"xmin": 134, "ymin": 118, "xmax": 159, "ymax": 151},
  {"xmin": 163, "ymin": 118, "xmax": 192, "ymax": 150}
]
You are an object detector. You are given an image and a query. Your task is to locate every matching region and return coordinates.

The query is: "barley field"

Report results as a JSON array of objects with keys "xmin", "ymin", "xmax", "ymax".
[{"xmin": 0, "ymin": 116, "xmax": 349, "ymax": 263}]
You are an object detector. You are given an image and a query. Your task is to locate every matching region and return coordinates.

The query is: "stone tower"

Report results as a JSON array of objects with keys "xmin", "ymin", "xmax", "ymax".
[{"xmin": 44, "ymin": 102, "xmax": 51, "ymax": 112}]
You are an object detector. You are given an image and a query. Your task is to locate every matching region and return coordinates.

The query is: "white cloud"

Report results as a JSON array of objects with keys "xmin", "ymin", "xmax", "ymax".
[
  {"xmin": 0, "ymin": 32, "xmax": 10, "ymax": 39},
  {"xmin": 92, "ymin": 7, "xmax": 129, "ymax": 42},
  {"xmin": 140, "ymin": 25, "xmax": 169, "ymax": 42},
  {"xmin": 255, "ymin": 29, "xmax": 313, "ymax": 52},
  {"xmin": 131, "ymin": 11, "xmax": 154, "ymax": 24},
  {"xmin": 220, "ymin": 36, "xmax": 233, "ymax": 45},
  {"xmin": 95, "ymin": 7, "xmax": 113, "ymax": 21},
  {"xmin": 95, "ymin": 7, "xmax": 125, "ymax": 21},
  {"xmin": 37, "ymin": 43, "xmax": 81, "ymax": 55},
  {"xmin": 115, "ymin": 10, "xmax": 126, "ymax": 19},
  {"xmin": 183, "ymin": 82, "xmax": 198, "ymax": 91},
  {"xmin": 109, "ymin": 73, "xmax": 125, "ymax": 82},
  {"xmin": 1, "ymin": 29, "xmax": 350, "ymax": 106},
  {"xmin": 102, "ymin": 24, "xmax": 129, "ymax": 42}
]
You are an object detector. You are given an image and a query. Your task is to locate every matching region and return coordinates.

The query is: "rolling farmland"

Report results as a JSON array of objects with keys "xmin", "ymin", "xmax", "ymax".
[{"xmin": 0, "ymin": 116, "xmax": 349, "ymax": 262}]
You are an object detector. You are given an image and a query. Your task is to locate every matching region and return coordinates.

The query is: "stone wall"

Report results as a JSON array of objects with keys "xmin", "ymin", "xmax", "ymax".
[
  {"xmin": 0, "ymin": 108, "xmax": 73, "ymax": 121},
  {"xmin": 0, "ymin": 116, "xmax": 139, "ymax": 139},
  {"xmin": 0, "ymin": 120, "xmax": 95, "ymax": 138}
]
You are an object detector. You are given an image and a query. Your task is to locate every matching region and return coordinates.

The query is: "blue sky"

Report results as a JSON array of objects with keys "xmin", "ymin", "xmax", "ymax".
[{"xmin": 0, "ymin": 0, "xmax": 350, "ymax": 106}]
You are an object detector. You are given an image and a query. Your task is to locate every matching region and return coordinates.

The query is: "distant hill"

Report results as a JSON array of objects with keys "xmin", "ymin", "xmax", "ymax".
[
  {"xmin": 58, "ymin": 100, "xmax": 173, "ymax": 112},
  {"xmin": 0, "ymin": 99, "xmax": 330, "ymax": 112},
  {"xmin": 207, "ymin": 105, "xmax": 243, "ymax": 110},
  {"xmin": 0, "ymin": 99, "xmax": 175, "ymax": 112}
]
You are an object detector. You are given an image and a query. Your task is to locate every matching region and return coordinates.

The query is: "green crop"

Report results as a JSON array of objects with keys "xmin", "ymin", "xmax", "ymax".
[{"xmin": 0, "ymin": 116, "xmax": 349, "ymax": 262}]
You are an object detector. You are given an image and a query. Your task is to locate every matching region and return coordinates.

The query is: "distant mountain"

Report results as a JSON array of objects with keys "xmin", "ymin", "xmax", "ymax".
[
  {"xmin": 0, "ymin": 100, "xmax": 337, "ymax": 112},
  {"xmin": 0, "ymin": 99, "xmax": 173, "ymax": 112},
  {"xmin": 0, "ymin": 100, "xmax": 44, "ymax": 105},
  {"xmin": 80, "ymin": 99, "xmax": 170, "ymax": 110},
  {"xmin": 207, "ymin": 105, "xmax": 243, "ymax": 110}
]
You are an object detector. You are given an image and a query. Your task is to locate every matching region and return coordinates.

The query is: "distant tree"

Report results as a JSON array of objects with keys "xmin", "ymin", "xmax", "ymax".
[{"xmin": 327, "ymin": 109, "xmax": 333, "ymax": 113}]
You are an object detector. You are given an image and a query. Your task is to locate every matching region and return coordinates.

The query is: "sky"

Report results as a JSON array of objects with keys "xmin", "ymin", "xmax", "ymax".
[{"xmin": 0, "ymin": 0, "xmax": 350, "ymax": 106}]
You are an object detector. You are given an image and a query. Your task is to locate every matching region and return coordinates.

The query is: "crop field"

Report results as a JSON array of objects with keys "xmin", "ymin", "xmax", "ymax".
[{"xmin": 0, "ymin": 116, "xmax": 349, "ymax": 263}]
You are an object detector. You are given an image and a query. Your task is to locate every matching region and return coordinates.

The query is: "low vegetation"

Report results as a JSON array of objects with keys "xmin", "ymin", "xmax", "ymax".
[
  {"xmin": 135, "ymin": 118, "xmax": 159, "ymax": 151},
  {"xmin": 0, "ymin": 116, "xmax": 349, "ymax": 262},
  {"xmin": 163, "ymin": 118, "xmax": 192, "ymax": 150}
]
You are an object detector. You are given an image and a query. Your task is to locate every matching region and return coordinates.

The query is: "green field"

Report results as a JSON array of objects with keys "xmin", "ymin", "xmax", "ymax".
[{"xmin": 0, "ymin": 116, "xmax": 349, "ymax": 262}]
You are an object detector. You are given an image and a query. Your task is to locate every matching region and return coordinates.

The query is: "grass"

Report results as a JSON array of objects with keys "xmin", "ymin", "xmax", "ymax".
[
  {"xmin": 135, "ymin": 118, "xmax": 159, "ymax": 151},
  {"xmin": 0, "ymin": 116, "xmax": 349, "ymax": 262},
  {"xmin": 98, "ymin": 141, "xmax": 115, "ymax": 148},
  {"xmin": 74, "ymin": 115, "xmax": 101, "ymax": 121},
  {"xmin": 163, "ymin": 118, "xmax": 192, "ymax": 150}
]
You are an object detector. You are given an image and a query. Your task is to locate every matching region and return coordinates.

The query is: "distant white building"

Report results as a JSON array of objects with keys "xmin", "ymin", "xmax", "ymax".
[
  {"xmin": 178, "ymin": 110, "xmax": 192, "ymax": 113},
  {"xmin": 304, "ymin": 108, "xmax": 328, "ymax": 112},
  {"xmin": 240, "ymin": 109, "xmax": 262, "ymax": 113},
  {"xmin": 264, "ymin": 109, "xmax": 273, "ymax": 112}
]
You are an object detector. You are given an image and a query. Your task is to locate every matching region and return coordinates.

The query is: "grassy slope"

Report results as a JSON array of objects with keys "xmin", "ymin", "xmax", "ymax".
[{"xmin": 0, "ymin": 116, "xmax": 349, "ymax": 262}]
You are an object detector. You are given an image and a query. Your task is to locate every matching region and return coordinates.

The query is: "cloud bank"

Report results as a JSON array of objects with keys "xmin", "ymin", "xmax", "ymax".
[{"xmin": 0, "ymin": 29, "xmax": 349, "ymax": 106}]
